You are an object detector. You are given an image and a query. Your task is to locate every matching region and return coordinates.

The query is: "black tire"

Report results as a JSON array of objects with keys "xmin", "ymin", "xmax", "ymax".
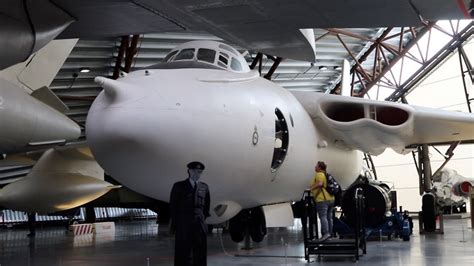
[
  {"xmin": 229, "ymin": 215, "xmax": 245, "ymax": 242},
  {"xmin": 402, "ymin": 235, "xmax": 410, "ymax": 241},
  {"xmin": 249, "ymin": 208, "xmax": 267, "ymax": 243}
]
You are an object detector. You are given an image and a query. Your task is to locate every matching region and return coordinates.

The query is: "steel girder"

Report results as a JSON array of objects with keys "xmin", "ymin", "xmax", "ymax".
[{"xmin": 330, "ymin": 21, "xmax": 473, "ymax": 101}]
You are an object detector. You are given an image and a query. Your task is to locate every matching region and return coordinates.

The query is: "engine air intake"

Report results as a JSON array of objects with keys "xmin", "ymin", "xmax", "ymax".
[
  {"xmin": 324, "ymin": 103, "xmax": 364, "ymax": 122},
  {"xmin": 323, "ymin": 102, "xmax": 409, "ymax": 126}
]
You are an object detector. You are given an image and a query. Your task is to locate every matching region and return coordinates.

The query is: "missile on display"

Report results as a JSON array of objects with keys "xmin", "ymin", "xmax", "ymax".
[
  {"xmin": 452, "ymin": 181, "xmax": 472, "ymax": 197},
  {"xmin": 432, "ymin": 168, "xmax": 474, "ymax": 206},
  {"xmin": 0, "ymin": 78, "xmax": 81, "ymax": 155},
  {"xmin": 0, "ymin": 148, "xmax": 119, "ymax": 213}
]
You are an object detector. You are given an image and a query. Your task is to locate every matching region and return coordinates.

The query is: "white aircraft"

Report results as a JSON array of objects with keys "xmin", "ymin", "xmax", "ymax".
[{"xmin": 85, "ymin": 41, "xmax": 474, "ymax": 240}]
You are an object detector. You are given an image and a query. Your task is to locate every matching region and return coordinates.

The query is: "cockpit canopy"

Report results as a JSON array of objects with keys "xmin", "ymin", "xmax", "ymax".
[{"xmin": 163, "ymin": 41, "xmax": 250, "ymax": 73}]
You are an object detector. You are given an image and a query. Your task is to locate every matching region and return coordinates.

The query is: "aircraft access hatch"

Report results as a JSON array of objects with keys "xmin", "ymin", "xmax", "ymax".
[{"xmin": 271, "ymin": 108, "xmax": 289, "ymax": 172}]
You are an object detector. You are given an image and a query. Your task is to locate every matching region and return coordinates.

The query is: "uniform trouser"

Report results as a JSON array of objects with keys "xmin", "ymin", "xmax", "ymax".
[
  {"xmin": 27, "ymin": 213, "xmax": 36, "ymax": 234},
  {"xmin": 175, "ymin": 226, "xmax": 207, "ymax": 266},
  {"xmin": 316, "ymin": 200, "xmax": 334, "ymax": 236}
]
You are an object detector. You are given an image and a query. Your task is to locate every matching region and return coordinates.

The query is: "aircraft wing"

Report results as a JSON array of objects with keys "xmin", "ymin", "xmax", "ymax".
[
  {"xmin": 51, "ymin": 0, "xmax": 474, "ymax": 62},
  {"xmin": 1, "ymin": 0, "xmax": 471, "ymax": 69},
  {"xmin": 293, "ymin": 92, "xmax": 474, "ymax": 155}
]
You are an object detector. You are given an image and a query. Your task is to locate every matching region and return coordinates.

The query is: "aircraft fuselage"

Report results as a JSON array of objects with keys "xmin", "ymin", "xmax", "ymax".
[{"xmin": 86, "ymin": 67, "xmax": 362, "ymax": 223}]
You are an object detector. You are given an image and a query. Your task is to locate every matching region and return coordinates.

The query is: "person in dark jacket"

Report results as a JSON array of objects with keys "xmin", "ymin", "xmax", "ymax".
[{"xmin": 170, "ymin": 161, "xmax": 211, "ymax": 266}]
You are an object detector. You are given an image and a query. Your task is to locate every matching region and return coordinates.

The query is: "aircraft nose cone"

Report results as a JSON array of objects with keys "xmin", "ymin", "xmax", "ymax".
[
  {"xmin": 0, "ymin": 78, "xmax": 81, "ymax": 153},
  {"xmin": 86, "ymin": 74, "xmax": 161, "ymax": 152},
  {"xmin": 86, "ymin": 76, "xmax": 157, "ymax": 164},
  {"xmin": 30, "ymin": 105, "xmax": 81, "ymax": 144}
]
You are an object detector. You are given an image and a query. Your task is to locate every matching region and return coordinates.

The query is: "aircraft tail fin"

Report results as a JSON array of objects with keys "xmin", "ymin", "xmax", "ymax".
[{"xmin": 31, "ymin": 86, "xmax": 69, "ymax": 113}]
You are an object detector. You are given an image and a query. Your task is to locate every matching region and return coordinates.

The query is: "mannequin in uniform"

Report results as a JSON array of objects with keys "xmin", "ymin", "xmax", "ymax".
[{"xmin": 170, "ymin": 161, "xmax": 210, "ymax": 266}]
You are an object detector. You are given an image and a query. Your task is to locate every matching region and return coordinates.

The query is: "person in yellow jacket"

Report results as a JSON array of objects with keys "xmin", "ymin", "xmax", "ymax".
[{"xmin": 310, "ymin": 161, "xmax": 334, "ymax": 241}]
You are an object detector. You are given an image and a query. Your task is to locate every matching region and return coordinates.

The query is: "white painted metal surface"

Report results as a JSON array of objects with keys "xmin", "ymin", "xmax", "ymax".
[
  {"xmin": 293, "ymin": 92, "xmax": 474, "ymax": 155},
  {"xmin": 0, "ymin": 149, "xmax": 116, "ymax": 213},
  {"xmin": 0, "ymin": 79, "xmax": 81, "ymax": 154},
  {"xmin": 262, "ymin": 203, "xmax": 294, "ymax": 228},
  {"xmin": 0, "ymin": 39, "xmax": 78, "ymax": 93},
  {"xmin": 86, "ymin": 41, "xmax": 473, "ymax": 224}
]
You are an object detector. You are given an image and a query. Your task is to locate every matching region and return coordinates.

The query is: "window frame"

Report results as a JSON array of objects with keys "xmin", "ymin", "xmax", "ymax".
[{"xmin": 174, "ymin": 48, "xmax": 196, "ymax": 61}]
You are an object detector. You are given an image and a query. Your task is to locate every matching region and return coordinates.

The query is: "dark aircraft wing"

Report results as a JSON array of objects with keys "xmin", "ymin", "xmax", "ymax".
[
  {"xmin": 54, "ymin": 0, "xmax": 472, "ymax": 62},
  {"xmin": 0, "ymin": 0, "xmax": 471, "ymax": 70}
]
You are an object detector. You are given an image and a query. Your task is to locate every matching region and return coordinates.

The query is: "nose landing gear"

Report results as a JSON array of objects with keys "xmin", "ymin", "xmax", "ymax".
[{"xmin": 228, "ymin": 207, "xmax": 267, "ymax": 244}]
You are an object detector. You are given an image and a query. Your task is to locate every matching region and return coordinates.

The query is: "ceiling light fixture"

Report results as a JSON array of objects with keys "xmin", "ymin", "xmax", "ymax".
[
  {"xmin": 333, "ymin": 66, "xmax": 342, "ymax": 71},
  {"xmin": 79, "ymin": 67, "xmax": 91, "ymax": 73},
  {"xmin": 318, "ymin": 66, "xmax": 328, "ymax": 71}
]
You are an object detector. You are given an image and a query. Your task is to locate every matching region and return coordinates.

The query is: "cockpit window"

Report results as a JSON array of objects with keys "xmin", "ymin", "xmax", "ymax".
[
  {"xmin": 230, "ymin": 58, "xmax": 243, "ymax": 71},
  {"xmin": 219, "ymin": 44, "xmax": 238, "ymax": 56},
  {"xmin": 219, "ymin": 56, "xmax": 228, "ymax": 64},
  {"xmin": 220, "ymin": 52, "xmax": 229, "ymax": 59},
  {"xmin": 174, "ymin": 48, "xmax": 195, "ymax": 61},
  {"xmin": 218, "ymin": 53, "xmax": 229, "ymax": 68},
  {"xmin": 197, "ymin": 48, "xmax": 216, "ymax": 64},
  {"xmin": 161, "ymin": 41, "xmax": 250, "ymax": 72},
  {"xmin": 163, "ymin": 50, "xmax": 178, "ymax": 62}
]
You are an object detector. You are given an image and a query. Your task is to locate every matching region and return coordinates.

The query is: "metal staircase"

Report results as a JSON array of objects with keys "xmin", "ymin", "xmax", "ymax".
[{"xmin": 301, "ymin": 188, "xmax": 366, "ymax": 262}]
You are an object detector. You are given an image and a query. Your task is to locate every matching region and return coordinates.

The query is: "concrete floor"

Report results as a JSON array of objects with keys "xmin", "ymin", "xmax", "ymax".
[{"xmin": 0, "ymin": 218, "xmax": 473, "ymax": 265}]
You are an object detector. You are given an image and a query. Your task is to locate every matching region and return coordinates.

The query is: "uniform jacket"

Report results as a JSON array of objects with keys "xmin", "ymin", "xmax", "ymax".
[{"xmin": 170, "ymin": 179, "xmax": 211, "ymax": 233}]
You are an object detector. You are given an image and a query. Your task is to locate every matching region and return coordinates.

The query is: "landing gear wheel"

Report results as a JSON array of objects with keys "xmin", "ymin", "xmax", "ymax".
[
  {"xmin": 229, "ymin": 215, "xmax": 245, "ymax": 242},
  {"xmin": 249, "ymin": 207, "xmax": 267, "ymax": 243}
]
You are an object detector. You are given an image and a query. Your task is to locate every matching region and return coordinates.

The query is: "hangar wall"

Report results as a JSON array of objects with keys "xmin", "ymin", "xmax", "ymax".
[{"xmin": 0, "ymin": 208, "xmax": 156, "ymax": 224}]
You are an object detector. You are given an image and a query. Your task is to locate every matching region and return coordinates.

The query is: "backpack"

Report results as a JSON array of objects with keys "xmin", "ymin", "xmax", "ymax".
[{"xmin": 325, "ymin": 173, "xmax": 341, "ymax": 196}]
